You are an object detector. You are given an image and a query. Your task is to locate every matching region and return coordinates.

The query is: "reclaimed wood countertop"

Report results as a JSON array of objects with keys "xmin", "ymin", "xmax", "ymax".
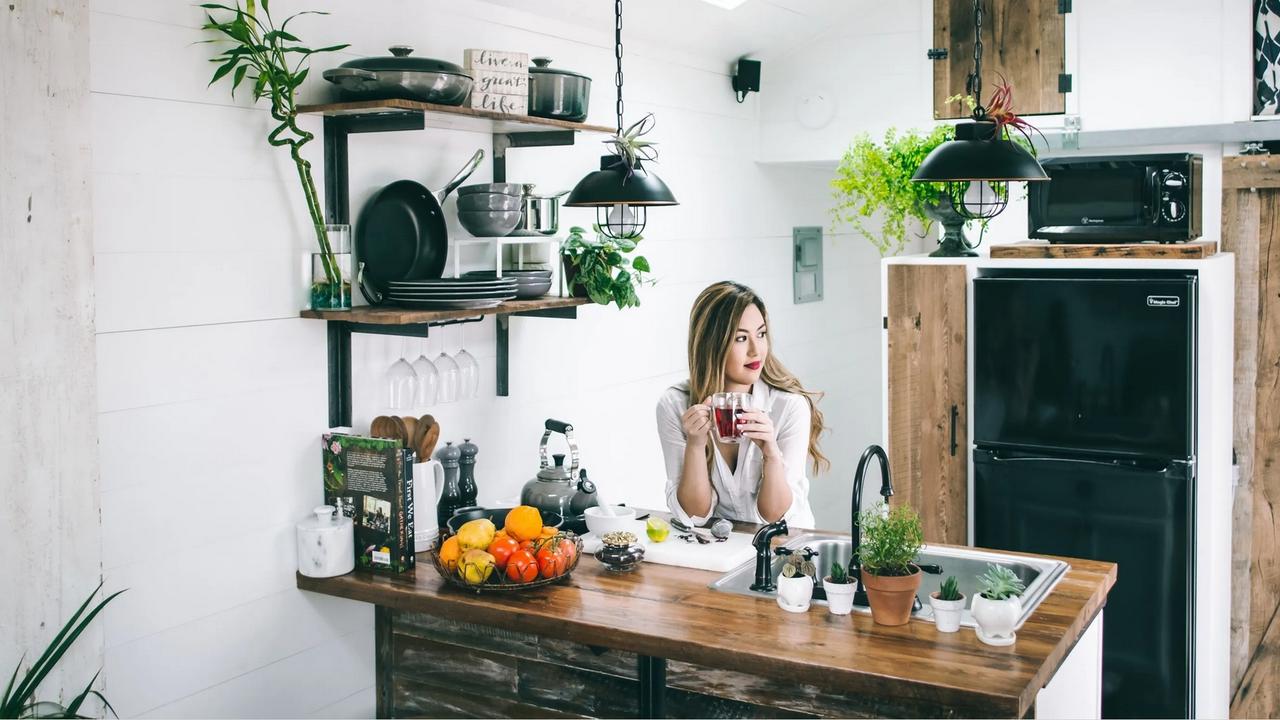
[{"xmin": 297, "ymin": 532, "xmax": 1115, "ymax": 718}]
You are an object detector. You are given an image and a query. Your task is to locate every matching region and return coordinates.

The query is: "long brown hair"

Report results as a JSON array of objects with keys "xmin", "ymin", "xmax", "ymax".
[{"xmin": 686, "ymin": 281, "xmax": 829, "ymax": 474}]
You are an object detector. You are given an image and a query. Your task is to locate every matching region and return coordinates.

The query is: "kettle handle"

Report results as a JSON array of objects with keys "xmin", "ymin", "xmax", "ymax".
[{"xmin": 538, "ymin": 419, "xmax": 580, "ymax": 476}]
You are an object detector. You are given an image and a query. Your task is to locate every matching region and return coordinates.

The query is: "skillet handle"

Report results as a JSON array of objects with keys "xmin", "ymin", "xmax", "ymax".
[
  {"xmin": 357, "ymin": 262, "xmax": 384, "ymax": 306},
  {"xmin": 434, "ymin": 149, "xmax": 485, "ymax": 204}
]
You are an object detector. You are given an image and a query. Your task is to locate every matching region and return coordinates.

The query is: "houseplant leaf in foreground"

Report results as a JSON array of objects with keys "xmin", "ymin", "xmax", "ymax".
[{"xmin": 1, "ymin": 582, "xmax": 124, "ymax": 719}]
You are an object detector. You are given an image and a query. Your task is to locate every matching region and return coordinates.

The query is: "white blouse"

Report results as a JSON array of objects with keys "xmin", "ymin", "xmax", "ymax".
[{"xmin": 655, "ymin": 380, "xmax": 816, "ymax": 529}]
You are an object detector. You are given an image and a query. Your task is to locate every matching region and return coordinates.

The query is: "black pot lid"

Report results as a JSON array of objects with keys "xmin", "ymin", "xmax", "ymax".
[
  {"xmin": 340, "ymin": 46, "xmax": 469, "ymax": 76},
  {"xmin": 529, "ymin": 57, "xmax": 590, "ymax": 80}
]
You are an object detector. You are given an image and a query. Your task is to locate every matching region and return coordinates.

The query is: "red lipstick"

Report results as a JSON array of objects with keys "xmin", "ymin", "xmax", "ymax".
[{"xmin": 745, "ymin": 361, "xmax": 761, "ymax": 370}]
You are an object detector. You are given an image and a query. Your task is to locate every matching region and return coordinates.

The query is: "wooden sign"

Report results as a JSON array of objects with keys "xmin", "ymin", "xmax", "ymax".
[
  {"xmin": 470, "ymin": 68, "xmax": 528, "ymax": 96},
  {"xmin": 463, "ymin": 49, "xmax": 529, "ymax": 72},
  {"xmin": 468, "ymin": 92, "xmax": 527, "ymax": 116}
]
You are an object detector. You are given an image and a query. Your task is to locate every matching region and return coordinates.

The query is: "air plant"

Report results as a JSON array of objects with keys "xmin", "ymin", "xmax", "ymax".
[
  {"xmin": 983, "ymin": 77, "xmax": 1048, "ymax": 149},
  {"xmin": 604, "ymin": 113, "xmax": 660, "ymax": 182}
]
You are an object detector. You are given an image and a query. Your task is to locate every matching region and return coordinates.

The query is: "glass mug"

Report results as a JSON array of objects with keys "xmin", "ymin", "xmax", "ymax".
[{"xmin": 710, "ymin": 392, "xmax": 753, "ymax": 444}]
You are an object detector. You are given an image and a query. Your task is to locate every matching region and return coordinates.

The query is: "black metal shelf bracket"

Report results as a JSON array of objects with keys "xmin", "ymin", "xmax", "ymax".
[{"xmin": 321, "ymin": 111, "xmax": 584, "ymax": 425}]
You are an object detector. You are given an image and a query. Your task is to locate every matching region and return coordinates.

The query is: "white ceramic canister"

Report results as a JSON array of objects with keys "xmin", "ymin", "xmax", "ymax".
[{"xmin": 296, "ymin": 505, "xmax": 355, "ymax": 578}]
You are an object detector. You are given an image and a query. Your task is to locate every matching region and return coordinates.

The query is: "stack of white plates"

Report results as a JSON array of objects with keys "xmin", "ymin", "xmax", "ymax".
[{"xmin": 386, "ymin": 277, "xmax": 518, "ymax": 309}]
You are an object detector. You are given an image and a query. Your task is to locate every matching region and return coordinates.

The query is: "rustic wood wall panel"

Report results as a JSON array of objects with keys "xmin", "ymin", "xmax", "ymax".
[
  {"xmin": 887, "ymin": 264, "xmax": 969, "ymax": 544},
  {"xmin": 1225, "ymin": 156, "xmax": 1280, "ymax": 718},
  {"xmin": 933, "ymin": 0, "xmax": 1066, "ymax": 120}
]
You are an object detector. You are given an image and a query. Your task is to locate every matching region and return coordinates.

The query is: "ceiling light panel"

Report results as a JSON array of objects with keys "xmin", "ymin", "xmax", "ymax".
[{"xmin": 698, "ymin": 0, "xmax": 751, "ymax": 9}]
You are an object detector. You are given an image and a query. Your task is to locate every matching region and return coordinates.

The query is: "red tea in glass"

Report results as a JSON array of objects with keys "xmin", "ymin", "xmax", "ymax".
[{"xmin": 710, "ymin": 392, "xmax": 752, "ymax": 444}]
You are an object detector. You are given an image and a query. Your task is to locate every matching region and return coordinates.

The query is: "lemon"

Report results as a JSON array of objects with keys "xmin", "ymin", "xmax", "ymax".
[{"xmin": 646, "ymin": 517, "xmax": 670, "ymax": 542}]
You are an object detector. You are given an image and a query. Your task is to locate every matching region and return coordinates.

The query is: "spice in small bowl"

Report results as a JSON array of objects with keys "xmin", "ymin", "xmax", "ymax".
[{"xmin": 596, "ymin": 531, "xmax": 644, "ymax": 572}]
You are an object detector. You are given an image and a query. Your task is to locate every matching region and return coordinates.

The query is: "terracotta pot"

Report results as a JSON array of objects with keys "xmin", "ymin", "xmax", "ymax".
[
  {"xmin": 561, "ymin": 254, "xmax": 589, "ymax": 299},
  {"xmin": 860, "ymin": 564, "xmax": 922, "ymax": 626}
]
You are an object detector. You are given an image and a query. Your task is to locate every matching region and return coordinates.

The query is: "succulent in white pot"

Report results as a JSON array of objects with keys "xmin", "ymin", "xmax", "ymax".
[
  {"xmin": 929, "ymin": 575, "xmax": 966, "ymax": 633},
  {"xmin": 971, "ymin": 564, "xmax": 1026, "ymax": 646},
  {"xmin": 776, "ymin": 551, "xmax": 816, "ymax": 611},
  {"xmin": 823, "ymin": 561, "xmax": 858, "ymax": 616}
]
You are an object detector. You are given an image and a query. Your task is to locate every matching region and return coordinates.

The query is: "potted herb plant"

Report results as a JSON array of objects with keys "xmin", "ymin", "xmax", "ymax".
[
  {"xmin": 971, "ymin": 563, "xmax": 1026, "ymax": 646},
  {"xmin": 200, "ymin": 1, "xmax": 352, "ymax": 310},
  {"xmin": 561, "ymin": 225, "xmax": 652, "ymax": 309},
  {"xmin": 822, "ymin": 560, "xmax": 857, "ymax": 616},
  {"xmin": 929, "ymin": 575, "xmax": 966, "ymax": 633},
  {"xmin": 856, "ymin": 503, "xmax": 924, "ymax": 626}
]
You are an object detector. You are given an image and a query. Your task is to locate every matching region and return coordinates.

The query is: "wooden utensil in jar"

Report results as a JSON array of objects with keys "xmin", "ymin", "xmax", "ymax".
[
  {"xmin": 370, "ymin": 415, "xmax": 399, "ymax": 441},
  {"xmin": 418, "ymin": 415, "xmax": 440, "ymax": 460}
]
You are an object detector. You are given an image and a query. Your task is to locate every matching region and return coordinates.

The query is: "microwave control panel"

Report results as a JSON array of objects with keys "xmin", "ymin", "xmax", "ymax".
[{"xmin": 1158, "ymin": 168, "xmax": 1190, "ymax": 225}]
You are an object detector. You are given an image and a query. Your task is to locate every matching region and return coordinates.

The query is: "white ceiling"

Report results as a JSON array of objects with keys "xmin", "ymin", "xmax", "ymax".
[{"xmin": 473, "ymin": 0, "xmax": 860, "ymax": 65}]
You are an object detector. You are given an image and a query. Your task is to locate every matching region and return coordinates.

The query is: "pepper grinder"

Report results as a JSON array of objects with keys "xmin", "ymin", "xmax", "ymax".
[
  {"xmin": 435, "ymin": 442, "xmax": 464, "ymax": 531},
  {"xmin": 458, "ymin": 438, "xmax": 479, "ymax": 507}
]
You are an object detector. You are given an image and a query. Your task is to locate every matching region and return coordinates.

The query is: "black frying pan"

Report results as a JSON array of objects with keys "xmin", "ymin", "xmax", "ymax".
[{"xmin": 356, "ymin": 149, "xmax": 484, "ymax": 304}]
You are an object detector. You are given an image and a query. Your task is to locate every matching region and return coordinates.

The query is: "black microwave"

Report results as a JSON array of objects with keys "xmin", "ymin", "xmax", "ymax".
[{"xmin": 1028, "ymin": 153, "xmax": 1202, "ymax": 243}]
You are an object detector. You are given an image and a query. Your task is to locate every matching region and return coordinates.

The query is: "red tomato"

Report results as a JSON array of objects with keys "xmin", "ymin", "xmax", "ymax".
[
  {"xmin": 488, "ymin": 537, "xmax": 520, "ymax": 571},
  {"xmin": 506, "ymin": 549, "xmax": 539, "ymax": 583},
  {"xmin": 536, "ymin": 545, "xmax": 568, "ymax": 579},
  {"xmin": 556, "ymin": 537, "xmax": 577, "ymax": 566}
]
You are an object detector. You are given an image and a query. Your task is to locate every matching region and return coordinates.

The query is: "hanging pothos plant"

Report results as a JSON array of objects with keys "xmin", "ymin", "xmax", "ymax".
[
  {"xmin": 199, "ymin": 0, "xmax": 348, "ymax": 291},
  {"xmin": 562, "ymin": 225, "xmax": 652, "ymax": 310}
]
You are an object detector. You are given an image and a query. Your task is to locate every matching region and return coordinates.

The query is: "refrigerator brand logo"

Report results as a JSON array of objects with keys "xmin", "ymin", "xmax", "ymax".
[
  {"xmin": 1081, "ymin": 217, "xmax": 1105, "ymax": 224},
  {"xmin": 1147, "ymin": 296, "xmax": 1181, "ymax": 307}
]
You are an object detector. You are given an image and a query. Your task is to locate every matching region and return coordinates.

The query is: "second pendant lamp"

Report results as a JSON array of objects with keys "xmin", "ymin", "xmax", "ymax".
[
  {"xmin": 911, "ymin": 0, "xmax": 1048, "ymax": 236},
  {"xmin": 564, "ymin": 0, "xmax": 678, "ymax": 240}
]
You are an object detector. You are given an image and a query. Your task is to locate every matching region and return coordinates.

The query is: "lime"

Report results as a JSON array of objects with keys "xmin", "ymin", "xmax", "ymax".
[{"xmin": 646, "ymin": 517, "xmax": 670, "ymax": 542}]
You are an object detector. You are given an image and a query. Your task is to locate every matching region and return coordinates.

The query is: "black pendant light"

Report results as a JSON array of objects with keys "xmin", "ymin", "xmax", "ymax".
[
  {"xmin": 564, "ymin": 0, "xmax": 678, "ymax": 239},
  {"xmin": 911, "ymin": 0, "xmax": 1048, "ymax": 221}
]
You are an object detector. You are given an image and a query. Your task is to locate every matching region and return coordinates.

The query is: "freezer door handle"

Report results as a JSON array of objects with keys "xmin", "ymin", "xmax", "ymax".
[{"xmin": 981, "ymin": 452, "xmax": 1176, "ymax": 475}]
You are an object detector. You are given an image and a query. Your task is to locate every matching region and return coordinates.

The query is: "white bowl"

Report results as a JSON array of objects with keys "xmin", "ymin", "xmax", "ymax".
[{"xmin": 584, "ymin": 506, "xmax": 638, "ymax": 537}]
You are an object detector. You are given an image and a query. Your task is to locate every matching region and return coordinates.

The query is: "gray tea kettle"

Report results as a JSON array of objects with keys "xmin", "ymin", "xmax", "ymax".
[{"xmin": 520, "ymin": 419, "xmax": 595, "ymax": 516}]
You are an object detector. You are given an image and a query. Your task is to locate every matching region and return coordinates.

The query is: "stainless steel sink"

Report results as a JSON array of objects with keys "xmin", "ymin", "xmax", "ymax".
[{"xmin": 708, "ymin": 532, "xmax": 1070, "ymax": 629}]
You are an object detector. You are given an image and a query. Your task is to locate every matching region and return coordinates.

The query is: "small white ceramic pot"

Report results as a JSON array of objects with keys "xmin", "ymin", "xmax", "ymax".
[
  {"xmin": 929, "ymin": 591, "xmax": 966, "ymax": 633},
  {"xmin": 777, "ymin": 574, "xmax": 814, "ymax": 608},
  {"xmin": 971, "ymin": 594, "xmax": 1021, "ymax": 643},
  {"xmin": 823, "ymin": 577, "xmax": 858, "ymax": 616}
]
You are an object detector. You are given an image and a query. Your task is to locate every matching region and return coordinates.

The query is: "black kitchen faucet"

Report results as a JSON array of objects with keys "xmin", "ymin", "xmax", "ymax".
[{"xmin": 851, "ymin": 444, "xmax": 895, "ymax": 607}]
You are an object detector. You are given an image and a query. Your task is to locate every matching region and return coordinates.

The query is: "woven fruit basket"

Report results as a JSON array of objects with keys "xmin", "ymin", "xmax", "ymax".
[{"xmin": 429, "ymin": 532, "xmax": 584, "ymax": 593}]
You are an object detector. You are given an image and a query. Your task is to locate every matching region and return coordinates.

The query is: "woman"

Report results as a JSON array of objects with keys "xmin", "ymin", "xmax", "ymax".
[{"xmin": 656, "ymin": 281, "xmax": 828, "ymax": 528}]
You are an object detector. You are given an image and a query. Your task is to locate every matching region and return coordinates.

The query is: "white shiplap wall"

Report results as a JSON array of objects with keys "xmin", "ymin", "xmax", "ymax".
[{"xmin": 91, "ymin": 0, "xmax": 885, "ymax": 717}]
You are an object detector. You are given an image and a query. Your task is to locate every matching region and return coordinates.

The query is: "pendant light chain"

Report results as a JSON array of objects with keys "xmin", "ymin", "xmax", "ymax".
[
  {"xmin": 614, "ymin": 0, "xmax": 625, "ymax": 135},
  {"xmin": 968, "ymin": 0, "xmax": 985, "ymax": 118}
]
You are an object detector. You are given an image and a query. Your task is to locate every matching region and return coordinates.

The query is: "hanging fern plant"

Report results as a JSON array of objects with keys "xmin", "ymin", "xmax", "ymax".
[{"xmin": 828, "ymin": 125, "xmax": 954, "ymax": 257}]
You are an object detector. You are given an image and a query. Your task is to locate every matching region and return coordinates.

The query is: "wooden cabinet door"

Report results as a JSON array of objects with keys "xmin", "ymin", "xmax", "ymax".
[
  {"xmin": 887, "ymin": 264, "xmax": 968, "ymax": 545},
  {"xmin": 933, "ymin": 0, "xmax": 1066, "ymax": 120}
]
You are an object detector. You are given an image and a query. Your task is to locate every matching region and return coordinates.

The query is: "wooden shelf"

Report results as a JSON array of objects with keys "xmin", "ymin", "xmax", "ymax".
[
  {"xmin": 298, "ymin": 99, "xmax": 615, "ymax": 136},
  {"xmin": 990, "ymin": 240, "xmax": 1219, "ymax": 260},
  {"xmin": 301, "ymin": 296, "xmax": 589, "ymax": 326}
]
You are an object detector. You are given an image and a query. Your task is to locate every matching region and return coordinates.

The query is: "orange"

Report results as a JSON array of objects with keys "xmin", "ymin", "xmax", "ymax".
[
  {"xmin": 540, "ymin": 526, "xmax": 558, "ymax": 538},
  {"xmin": 488, "ymin": 536, "xmax": 520, "ymax": 572},
  {"xmin": 438, "ymin": 536, "xmax": 461, "ymax": 572},
  {"xmin": 494, "ymin": 529, "xmax": 508, "ymax": 539},
  {"xmin": 505, "ymin": 505, "xmax": 544, "ymax": 542},
  {"xmin": 506, "ymin": 549, "xmax": 538, "ymax": 583}
]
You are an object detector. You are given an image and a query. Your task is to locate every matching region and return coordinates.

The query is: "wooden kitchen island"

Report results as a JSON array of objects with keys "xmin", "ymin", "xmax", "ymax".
[{"xmin": 297, "ymin": 535, "xmax": 1115, "ymax": 719}]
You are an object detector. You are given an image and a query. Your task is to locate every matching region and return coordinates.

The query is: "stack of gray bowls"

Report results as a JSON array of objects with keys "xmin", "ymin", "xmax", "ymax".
[
  {"xmin": 462, "ymin": 269, "xmax": 552, "ymax": 300},
  {"xmin": 456, "ymin": 183, "xmax": 523, "ymax": 237}
]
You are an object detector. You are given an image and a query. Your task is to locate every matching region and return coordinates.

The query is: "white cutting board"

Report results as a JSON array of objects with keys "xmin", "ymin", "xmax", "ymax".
[{"xmin": 582, "ymin": 519, "xmax": 756, "ymax": 573}]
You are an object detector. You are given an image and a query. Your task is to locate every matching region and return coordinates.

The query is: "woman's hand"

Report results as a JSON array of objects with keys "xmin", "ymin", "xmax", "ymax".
[
  {"xmin": 739, "ymin": 408, "xmax": 780, "ymax": 459},
  {"xmin": 681, "ymin": 397, "xmax": 714, "ymax": 447}
]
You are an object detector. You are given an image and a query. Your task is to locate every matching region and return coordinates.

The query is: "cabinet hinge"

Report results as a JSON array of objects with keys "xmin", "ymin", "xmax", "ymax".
[
  {"xmin": 1058, "ymin": 73, "xmax": 1073, "ymax": 93},
  {"xmin": 927, "ymin": 48, "xmax": 948, "ymax": 61},
  {"xmin": 1058, "ymin": 0, "xmax": 1072, "ymax": 13},
  {"xmin": 883, "ymin": 316, "xmax": 888, "ymax": 330}
]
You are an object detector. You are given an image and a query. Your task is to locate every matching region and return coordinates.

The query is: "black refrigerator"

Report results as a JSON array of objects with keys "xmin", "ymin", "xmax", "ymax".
[{"xmin": 973, "ymin": 270, "xmax": 1197, "ymax": 719}]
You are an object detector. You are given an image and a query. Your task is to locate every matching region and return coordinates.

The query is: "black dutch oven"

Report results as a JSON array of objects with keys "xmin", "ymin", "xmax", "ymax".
[
  {"xmin": 446, "ymin": 506, "xmax": 566, "ymax": 536},
  {"xmin": 323, "ymin": 45, "xmax": 472, "ymax": 105}
]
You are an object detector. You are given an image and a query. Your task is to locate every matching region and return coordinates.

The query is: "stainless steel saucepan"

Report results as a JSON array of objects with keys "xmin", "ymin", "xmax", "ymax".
[{"xmin": 516, "ymin": 184, "xmax": 570, "ymax": 235}]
